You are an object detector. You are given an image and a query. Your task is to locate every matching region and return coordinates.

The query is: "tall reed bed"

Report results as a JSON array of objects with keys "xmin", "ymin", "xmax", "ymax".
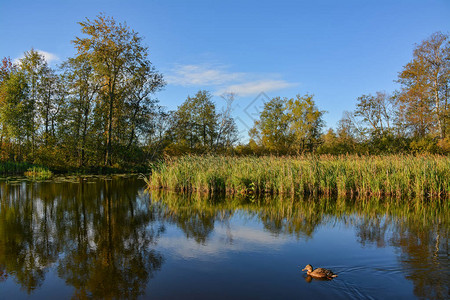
[{"xmin": 149, "ymin": 155, "xmax": 449, "ymax": 197}]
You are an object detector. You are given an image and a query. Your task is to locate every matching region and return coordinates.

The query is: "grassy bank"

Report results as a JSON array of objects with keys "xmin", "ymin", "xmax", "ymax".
[
  {"xmin": 0, "ymin": 161, "xmax": 148, "ymax": 178},
  {"xmin": 148, "ymin": 155, "xmax": 450, "ymax": 197},
  {"xmin": 24, "ymin": 167, "xmax": 53, "ymax": 180},
  {"xmin": 0, "ymin": 162, "xmax": 54, "ymax": 180},
  {"xmin": 0, "ymin": 161, "xmax": 36, "ymax": 176}
]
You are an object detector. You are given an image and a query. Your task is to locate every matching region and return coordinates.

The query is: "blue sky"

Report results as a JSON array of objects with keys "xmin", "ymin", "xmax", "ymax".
[{"xmin": 1, "ymin": 0, "xmax": 449, "ymax": 140}]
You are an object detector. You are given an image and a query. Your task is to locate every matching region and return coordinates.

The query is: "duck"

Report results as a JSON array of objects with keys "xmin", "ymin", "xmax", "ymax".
[{"xmin": 301, "ymin": 264, "xmax": 338, "ymax": 279}]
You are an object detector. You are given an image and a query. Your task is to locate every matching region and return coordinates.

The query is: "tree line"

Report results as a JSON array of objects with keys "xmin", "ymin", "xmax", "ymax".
[
  {"xmin": 0, "ymin": 14, "xmax": 448, "ymax": 172},
  {"xmin": 244, "ymin": 32, "xmax": 449, "ymax": 155},
  {"xmin": 1, "ymin": 15, "xmax": 165, "ymax": 170}
]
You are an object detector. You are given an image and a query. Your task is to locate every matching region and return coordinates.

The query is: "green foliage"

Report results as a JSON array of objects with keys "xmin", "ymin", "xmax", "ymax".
[
  {"xmin": 170, "ymin": 90, "xmax": 218, "ymax": 151},
  {"xmin": 0, "ymin": 15, "xmax": 165, "ymax": 171},
  {"xmin": 168, "ymin": 90, "xmax": 238, "ymax": 154},
  {"xmin": 437, "ymin": 137, "xmax": 450, "ymax": 153},
  {"xmin": 73, "ymin": 14, "xmax": 165, "ymax": 166},
  {"xmin": 149, "ymin": 155, "xmax": 449, "ymax": 198},
  {"xmin": 286, "ymin": 94, "xmax": 325, "ymax": 152},
  {"xmin": 250, "ymin": 94, "xmax": 324, "ymax": 154},
  {"xmin": 0, "ymin": 161, "xmax": 34, "ymax": 175},
  {"xmin": 24, "ymin": 166, "xmax": 53, "ymax": 180},
  {"xmin": 0, "ymin": 71, "xmax": 31, "ymax": 140},
  {"xmin": 250, "ymin": 97, "xmax": 290, "ymax": 153},
  {"xmin": 0, "ymin": 26, "xmax": 448, "ymax": 173}
]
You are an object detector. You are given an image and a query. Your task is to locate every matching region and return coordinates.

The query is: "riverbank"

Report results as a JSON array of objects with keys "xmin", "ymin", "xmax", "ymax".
[
  {"xmin": 0, "ymin": 161, "xmax": 148, "ymax": 179},
  {"xmin": 148, "ymin": 155, "xmax": 450, "ymax": 197},
  {"xmin": 0, "ymin": 161, "xmax": 36, "ymax": 176}
]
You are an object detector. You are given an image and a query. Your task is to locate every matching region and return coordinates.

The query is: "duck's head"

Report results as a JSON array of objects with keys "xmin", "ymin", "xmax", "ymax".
[{"xmin": 302, "ymin": 264, "xmax": 313, "ymax": 272}]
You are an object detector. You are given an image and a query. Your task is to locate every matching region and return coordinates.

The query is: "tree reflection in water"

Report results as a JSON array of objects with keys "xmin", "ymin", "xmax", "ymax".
[
  {"xmin": 0, "ymin": 177, "xmax": 164, "ymax": 298},
  {"xmin": 0, "ymin": 178, "xmax": 448, "ymax": 299}
]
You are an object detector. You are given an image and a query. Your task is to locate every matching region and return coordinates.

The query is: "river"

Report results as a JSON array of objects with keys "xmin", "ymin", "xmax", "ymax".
[{"xmin": 0, "ymin": 176, "xmax": 448, "ymax": 299}]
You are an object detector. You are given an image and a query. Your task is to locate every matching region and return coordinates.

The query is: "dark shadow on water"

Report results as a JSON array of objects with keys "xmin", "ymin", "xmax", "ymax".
[{"xmin": 304, "ymin": 275, "xmax": 334, "ymax": 283}]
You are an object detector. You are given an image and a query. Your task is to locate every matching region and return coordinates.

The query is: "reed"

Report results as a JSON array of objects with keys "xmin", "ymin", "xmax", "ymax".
[
  {"xmin": 24, "ymin": 166, "xmax": 53, "ymax": 180},
  {"xmin": 148, "ymin": 155, "xmax": 450, "ymax": 198},
  {"xmin": 150, "ymin": 191, "xmax": 449, "ymax": 233}
]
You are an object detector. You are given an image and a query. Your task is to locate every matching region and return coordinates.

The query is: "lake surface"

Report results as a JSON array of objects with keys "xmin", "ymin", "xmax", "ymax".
[{"xmin": 0, "ymin": 176, "xmax": 448, "ymax": 299}]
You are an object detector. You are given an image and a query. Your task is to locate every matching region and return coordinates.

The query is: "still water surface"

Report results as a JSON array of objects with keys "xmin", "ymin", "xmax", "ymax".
[{"xmin": 0, "ymin": 176, "xmax": 448, "ymax": 299}]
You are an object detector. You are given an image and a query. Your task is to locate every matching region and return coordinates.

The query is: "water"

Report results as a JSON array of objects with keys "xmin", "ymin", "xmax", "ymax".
[{"xmin": 0, "ymin": 176, "xmax": 448, "ymax": 299}]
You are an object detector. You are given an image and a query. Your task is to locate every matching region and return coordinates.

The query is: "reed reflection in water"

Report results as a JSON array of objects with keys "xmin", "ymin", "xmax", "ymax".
[{"xmin": 0, "ymin": 176, "xmax": 448, "ymax": 299}]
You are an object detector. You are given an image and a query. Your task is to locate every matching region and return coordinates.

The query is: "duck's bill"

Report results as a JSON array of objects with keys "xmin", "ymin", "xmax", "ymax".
[{"xmin": 301, "ymin": 268, "xmax": 306, "ymax": 271}]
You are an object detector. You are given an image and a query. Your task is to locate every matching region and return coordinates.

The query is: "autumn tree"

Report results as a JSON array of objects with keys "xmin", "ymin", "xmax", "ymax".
[
  {"xmin": 168, "ymin": 90, "xmax": 238, "ymax": 154},
  {"xmin": 61, "ymin": 56, "xmax": 101, "ymax": 167},
  {"xmin": 72, "ymin": 14, "xmax": 164, "ymax": 166},
  {"xmin": 37, "ymin": 67, "xmax": 63, "ymax": 145},
  {"xmin": 170, "ymin": 91, "xmax": 215, "ymax": 152},
  {"xmin": 120, "ymin": 58, "xmax": 164, "ymax": 153},
  {"xmin": 354, "ymin": 92, "xmax": 396, "ymax": 136},
  {"xmin": 0, "ymin": 69, "xmax": 31, "ymax": 160},
  {"xmin": 249, "ymin": 94, "xmax": 324, "ymax": 154},
  {"xmin": 397, "ymin": 32, "xmax": 449, "ymax": 139},
  {"xmin": 249, "ymin": 97, "xmax": 291, "ymax": 154},
  {"xmin": 285, "ymin": 94, "xmax": 324, "ymax": 152},
  {"xmin": 16, "ymin": 49, "xmax": 67, "ymax": 165},
  {"xmin": 16, "ymin": 50, "xmax": 47, "ymax": 158},
  {"xmin": 0, "ymin": 57, "xmax": 14, "ymax": 158},
  {"xmin": 0, "ymin": 57, "xmax": 13, "ymax": 84}
]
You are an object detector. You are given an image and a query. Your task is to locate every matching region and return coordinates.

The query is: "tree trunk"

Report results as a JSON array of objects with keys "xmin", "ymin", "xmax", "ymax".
[
  {"xmin": 106, "ymin": 91, "xmax": 114, "ymax": 166},
  {"xmin": 434, "ymin": 79, "xmax": 443, "ymax": 139},
  {"xmin": 80, "ymin": 109, "xmax": 89, "ymax": 167},
  {"xmin": 444, "ymin": 83, "xmax": 448, "ymax": 138}
]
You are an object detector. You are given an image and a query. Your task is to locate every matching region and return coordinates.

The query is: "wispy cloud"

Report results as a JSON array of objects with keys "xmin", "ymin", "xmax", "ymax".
[
  {"xmin": 166, "ymin": 64, "xmax": 245, "ymax": 86},
  {"xmin": 166, "ymin": 63, "xmax": 297, "ymax": 97},
  {"xmin": 14, "ymin": 49, "xmax": 59, "ymax": 65},
  {"xmin": 157, "ymin": 224, "xmax": 289, "ymax": 260},
  {"xmin": 37, "ymin": 50, "xmax": 59, "ymax": 63},
  {"xmin": 216, "ymin": 80, "xmax": 296, "ymax": 97}
]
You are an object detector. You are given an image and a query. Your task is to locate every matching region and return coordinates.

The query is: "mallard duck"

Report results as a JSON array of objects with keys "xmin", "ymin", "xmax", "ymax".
[{"xmin": 301, "ymin": 264, "xmax": 337, "ymax": 279}]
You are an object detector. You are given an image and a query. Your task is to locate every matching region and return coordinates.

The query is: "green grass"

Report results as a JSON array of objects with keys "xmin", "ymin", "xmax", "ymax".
[
  {"xmin": 148, "ymin": 155, "xmax": 450, "ymax": 198},
  {"xmin": 0, "ymin": 161, "xmax": 54, "ymax": 179},
  {"xmin": 24, "ymin": 166, "xmax": 53, "ymax": 180}
]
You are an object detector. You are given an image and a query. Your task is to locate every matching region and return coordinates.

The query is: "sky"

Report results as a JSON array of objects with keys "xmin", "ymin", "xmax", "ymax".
[{"xmin": 1, "ymin": 0, "xmax": 449, "ymax": 140}]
